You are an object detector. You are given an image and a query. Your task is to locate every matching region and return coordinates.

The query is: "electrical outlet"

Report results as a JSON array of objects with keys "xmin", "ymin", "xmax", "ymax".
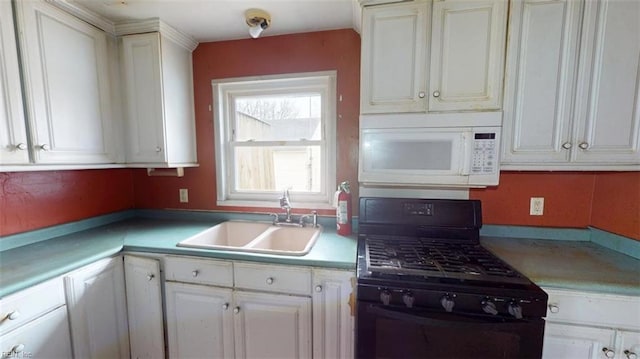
[
  {"xmin": 530, "ymin": 197, "xmax": 544, "ymax": 216},
  {"xmin": 179, "ymin": 189, "xmax": 189, "ymax": 203}
]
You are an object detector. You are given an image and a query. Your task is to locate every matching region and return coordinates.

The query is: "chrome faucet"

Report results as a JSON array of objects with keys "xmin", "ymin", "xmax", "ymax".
[{"xmin": 279, "ymin": 188, "xmax": 292, "ymax": 223}]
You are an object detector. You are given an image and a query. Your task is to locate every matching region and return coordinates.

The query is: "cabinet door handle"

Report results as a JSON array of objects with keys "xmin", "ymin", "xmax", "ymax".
[
  {"xmin": 561, "ymin": 142, "xmax": 572, "ymax": 150},
  {"xmin": 433, "ymin": 90, "xmax": 440, "ymax": 98},
  {"xmin": 548, "ymin": 304, "xmax": 559, "ymax": 313},
  {"xmin": 6, "ymin": 310, "xmax": 20, "ymax": 320},
  {"xmin": 418, "ymin": 91, "xmax": 426, "ymax": 98},
  {"xmin": 11, "ymin": 344, "xmax": 25, "ymax": 354},
  {"xmin": 155, "ymin": 146, "xmax": 162, "ymax": 153},
  {"xmin": 15, "ymin": 143, "xmax": 27, "ymax": 151},
  {"xmin": 603, "ymin": 348, "xmax": 616, "ymax": 358},
  {"xmin": 266, "ymin": 277, "xmax": 274, "ymax": 285},
  {"xmin": 192, "ymin": 270, "xmax": 199, "ymax": 277},
  {"xmin": 147, "ymin": 274, "xmax": 155, "ymax": 281},
  {"xmin": 37, "ymin": 144, "xmax": 50, "ymax": 151},
  {"xmin": 222, "ymin": 303, "xmax": 229, "ymax": 310},
  {"xmin": 233, "ymin": 307, "xmax": 240, "ymax": 314},
  {"xmin": 315, "ymin": 285, "xmax": 323, "ymax": 292},
  {"xmin": 578, "ymin": 142, "xmax": 589, "ymax": 150},
  {"xmin": 625, "ymin": 350, "xmax": 638, "ymax": 359}
]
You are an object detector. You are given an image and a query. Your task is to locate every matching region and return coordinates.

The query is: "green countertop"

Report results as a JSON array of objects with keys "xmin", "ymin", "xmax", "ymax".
[
  {"xmin": 482, "ymin": 236, "xmax": 640, "ymax": 296},
  {"xmin": 0, "ymin": 213, "xmax": 357, "ymax": 298},
  {"xmin": 1, "ymin": 210, "xmax": 639, "ymax": 299}
]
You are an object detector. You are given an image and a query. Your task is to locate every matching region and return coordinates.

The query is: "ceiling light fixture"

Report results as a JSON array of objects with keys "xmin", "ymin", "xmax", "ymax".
[{"xmin": 245, "ymin": 9, "xmax": 271, "ymax": 39}]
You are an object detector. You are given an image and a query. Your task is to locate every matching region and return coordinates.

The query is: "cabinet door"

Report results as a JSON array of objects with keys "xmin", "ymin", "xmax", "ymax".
[
  {"xmin": 14, "ymin": 0, "xmax": 115, "ymax": 164},
  {"xmin": 312, "ymin": 269, "xmax": 355, "ymax": 359},
  {"xmin": 0, "ymin": 1, "xmax": 29, "ymax": 165},
  {"xmin": 360, "ymin": 1, "xmax": 430, "ymax": 114},
  {"xmin": 121, "ymin": 33, "xmax": 167, "ymax": 164},
  {"xmin": 65, "ymin": 256, "xmax": 130, "ymax": 359},
  {"xmin": 618, "ymin": 330, "xmax": 640, "ymax": 359},
  {"xmin": 0, "ymin": 306, "xmax": 72, "ymax": 359},
  {"xmin": 165, "ymin": 282, "xmax": 234, "ymax": 359},
  {"xmin": 572, "ymin": 0, "xmax": 640, "ymax": 164},
  {"xmin": 124, "ymin": 255, "xmax": 164, "ymax": 359},
  {"xmin": 542, "ymin": 322, "xmax": 616, "ymax": 359},
  {"xmin": 429, "ymin": 0, "xmax": 507, "ymax": 111},
  {"xmin": 501, "ymin": 0, "xmax": 582, "ymax": 165},
  {"xmin": 233, "ymin": 290, "xmax": 312, "ymax": 359}
]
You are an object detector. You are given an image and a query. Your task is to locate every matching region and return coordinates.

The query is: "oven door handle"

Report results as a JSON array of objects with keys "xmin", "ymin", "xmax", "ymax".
[{"xmin": 368, "ymin": 305, "xmax": 533, "ymax": 330}]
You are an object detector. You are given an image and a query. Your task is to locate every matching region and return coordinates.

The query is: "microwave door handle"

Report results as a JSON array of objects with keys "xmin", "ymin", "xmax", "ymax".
[
  {"xmin": 461, "ymin": 132, "xmax": 473, "ymax": 175},
  {"xmin": 367, "ymin": 305, "xmax": 531, "ymax": 331}
]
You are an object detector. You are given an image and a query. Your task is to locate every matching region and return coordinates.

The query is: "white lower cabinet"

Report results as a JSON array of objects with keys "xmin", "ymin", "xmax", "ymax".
[
  {"xmin": 165, "ymin": 282, "xmax": 234, "ymax": 358},
  {"xmin": 542, "ymin": 288, "xmax": 640, "ymax": 359},
  {"xmin": 312, "ymin": 269, "xmax": 355, "ymax": 359},
  {"xmin": 124, "ymin": 255, "xmax": 165, "ymax": 359},
  {"xmin": 65, "ymin": 256, "xmax": 131, "ymax": 359},
  {"xmin": 0, "ymin": 278, "xmax": 72, "ymax": 358},
  {"xmin": 164, "ymin": 256, "xmax": 354, "ymax": 359}
]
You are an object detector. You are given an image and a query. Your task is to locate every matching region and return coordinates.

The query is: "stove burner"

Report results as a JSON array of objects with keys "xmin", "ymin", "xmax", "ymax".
[{"xmin": 365, "ymin": 235, "xmax": 530, "ymax": 285}]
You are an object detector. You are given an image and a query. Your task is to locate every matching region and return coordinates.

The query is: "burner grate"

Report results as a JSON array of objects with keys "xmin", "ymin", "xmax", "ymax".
[{"xmin": 365, "ymin": 235, "xmax": 529, "ymax": 285}]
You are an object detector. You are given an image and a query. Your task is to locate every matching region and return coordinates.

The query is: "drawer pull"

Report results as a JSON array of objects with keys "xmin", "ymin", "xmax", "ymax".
[
  {"xmin": 234, "ymin": 307, "xmax": 240, "ymax": 314},
  {"xmin": 266, "ymin": 277, "xmax": 274, "ymax": 285},
  {"xmin": 192, "ymin": 270, "xmax": 199, "ymax": 277},
  {"xmin": 625, "ymin": 350, "xmax": 637, "ymax": 359},
  {"xmin": 315, "ymin": 285, "xmax": 323, "ymax": 292},
  {"xmin": 548, "ymin": 304, "xmax": 559, "ymax": 313},
  {"xmin": 147, "ymin": 274, "xmax": 155, "ymax": 281},
  {"xmin": 223, "ymin": 303, "xmax": 229, "ymax": 310},
  {"xmin": 603, "ymin": 348, "xmax": 616, "ymax": 358},
  {"xmin": 6, "ymin": 310, "xmax": 20, "ymax": 320}
]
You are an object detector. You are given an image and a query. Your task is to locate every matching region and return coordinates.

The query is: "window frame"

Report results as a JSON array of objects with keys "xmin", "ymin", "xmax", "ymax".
[{"xmin": 212, "ymin": 71, "xmax": 337, "ymax": 209}]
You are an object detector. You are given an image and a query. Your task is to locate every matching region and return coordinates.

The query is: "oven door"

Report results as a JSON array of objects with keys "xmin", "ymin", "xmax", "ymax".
[{"xmin": 356, "ymin": 302, "xmax": 545, "ymax": 359}]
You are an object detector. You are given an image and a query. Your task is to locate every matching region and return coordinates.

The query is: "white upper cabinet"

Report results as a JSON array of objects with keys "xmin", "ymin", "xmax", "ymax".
[
  {"xmin": 360, "ymin": 0, "xmax": 507, "ymax": 114},
  {"xmin": 120, "ymin": 29, "xmax": 198, "ymax": 167},
  {"xmin": 0, "ymin": 1, "xmax": 29, "ymax": 165},
  {"xmin": 361, "ymin": 1, "xmax": 430, "ymax": 113},
  {"xmin": 502, "ymin": 0, "xmax": 640, "ymax": 169},
  {"xmin": 428, "ymin": 0, "xmax": 507, "ymax": 111},
  {"xmin": 13, "ymin": 0, "xmax": 117, "ymax": 164}
]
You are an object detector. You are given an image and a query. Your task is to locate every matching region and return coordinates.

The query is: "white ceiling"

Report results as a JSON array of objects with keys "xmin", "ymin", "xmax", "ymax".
[{"xmin": 70, "ymin": 0, "xmax": 361, "ymax": 43}]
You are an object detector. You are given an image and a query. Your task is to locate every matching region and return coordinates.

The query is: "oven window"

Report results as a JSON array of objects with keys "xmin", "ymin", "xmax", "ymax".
[{"xmin": 376, "ymin": 317, "xmax": 522, "ymax": 358}]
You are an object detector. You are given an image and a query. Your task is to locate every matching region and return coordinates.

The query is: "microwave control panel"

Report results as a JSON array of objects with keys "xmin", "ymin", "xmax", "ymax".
[{"xmin": 471, "ymin": 133, "xmax": 497, "ymax": 174}]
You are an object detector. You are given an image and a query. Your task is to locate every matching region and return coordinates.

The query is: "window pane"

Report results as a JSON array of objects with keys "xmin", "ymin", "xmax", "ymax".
[
  {"xmin": 234, "ymin": 146, "xmax": 321, "ymax": 192},
  {"xmin": 235, "ymin": 94, "xmax": 322, "ymax": 141}
]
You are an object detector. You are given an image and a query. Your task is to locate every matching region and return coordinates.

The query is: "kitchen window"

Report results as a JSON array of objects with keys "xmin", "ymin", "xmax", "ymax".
[{"xmin": 212, "ymin": 72, "xmax": 336, "ymax": 208}]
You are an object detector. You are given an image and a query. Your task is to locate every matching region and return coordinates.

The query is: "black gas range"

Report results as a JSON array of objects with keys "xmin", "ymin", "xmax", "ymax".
[{"xmin": 355, "ymin": 197, "xmax": 548, "ymax": 359}]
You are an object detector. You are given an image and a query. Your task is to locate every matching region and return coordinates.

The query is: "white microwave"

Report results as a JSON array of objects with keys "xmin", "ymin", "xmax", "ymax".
[{"xmin": 359, "ymin": 126, "xmax": 501, "ymax": 188}]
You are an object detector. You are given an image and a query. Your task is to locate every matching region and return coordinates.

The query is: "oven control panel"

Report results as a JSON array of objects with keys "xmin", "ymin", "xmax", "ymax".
[{"xmin": 403, "ymin": 203, "xmax": 434, "ymax": 216}]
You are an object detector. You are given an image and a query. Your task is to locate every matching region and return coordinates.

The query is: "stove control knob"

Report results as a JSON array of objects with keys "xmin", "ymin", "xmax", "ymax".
[
  {"xmin": 402, "ymin": 292, "xmax": 414, "ymax": 308},
  {"xmin": 508, "ymin": 301, "xmax": 523, "ymax": 319},
  {"xmin": 440, "ymin": 295, "xmax": 455, "ymax": 313},
  {"xmin": 380, "ymin": 290, "xmax": 392, "ymax": 306},
  {"xmin": 481, "ymin": 299, "xmax": 498, "ymax": 315}
]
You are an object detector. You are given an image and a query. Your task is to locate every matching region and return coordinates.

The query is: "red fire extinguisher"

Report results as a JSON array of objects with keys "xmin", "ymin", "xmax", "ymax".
[{"xmin": 336, "ymin": 181, "xmax": 352, "ymax": 236}]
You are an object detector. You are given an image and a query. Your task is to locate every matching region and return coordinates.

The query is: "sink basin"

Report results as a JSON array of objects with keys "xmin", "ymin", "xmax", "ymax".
[
  {"xmin": 177, "ymin": 221, "xmax": 322, "ymax": 256},
  {"xmin": 177, "ymin": 221, "xmax": 272, "ymax": 248},
  {"xmin": 247, "ymin": 226, "xmax": 322, "ymax": 254}
]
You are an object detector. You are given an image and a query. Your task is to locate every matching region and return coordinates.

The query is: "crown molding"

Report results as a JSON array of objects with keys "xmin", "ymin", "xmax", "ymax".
[
  {"xmin": 115, "ymin": 19, "xmax": 199, "ymax": 52},
  {"xmin": 45, "ymin": 0, "xmax": 116, "ymax": 34}
]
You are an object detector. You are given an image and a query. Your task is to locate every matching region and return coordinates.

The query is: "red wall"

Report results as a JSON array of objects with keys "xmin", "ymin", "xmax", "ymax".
[
  {"xmin": 471, "ymin": 171, "xmax": 640, "ymax": 240},
  {"xmin": 591, "ymin": 172, "xmax": 640, "ymax": 239},
  {"xmin": 132, "ymin": 29, "xmax": 361, "ymax": 216},
  {"xmin": 0, "ymin": 169, "xmax": 134, "ymax": 236}
]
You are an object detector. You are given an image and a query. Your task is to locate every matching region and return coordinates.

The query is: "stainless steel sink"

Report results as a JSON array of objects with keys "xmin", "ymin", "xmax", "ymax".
[{"xmin": 177, "ymin": 221, "xmax": 322, "ymax": 256}]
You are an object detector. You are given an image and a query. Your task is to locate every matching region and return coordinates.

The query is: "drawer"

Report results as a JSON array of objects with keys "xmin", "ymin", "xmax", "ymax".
[
  {"xmin": 544, "ymin": 288, "xmax": 640, "ymax": 330},
  {"xmin": 0, "ymin": 277, "xmax": 65, "ymax": 336},
  {"xmin": 164, "ymin": 256, "xmax": 233, "ymax": 286},
  {"xmin": 234, "ymin": 262, "xmax": 312, "ymax": 296}
]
